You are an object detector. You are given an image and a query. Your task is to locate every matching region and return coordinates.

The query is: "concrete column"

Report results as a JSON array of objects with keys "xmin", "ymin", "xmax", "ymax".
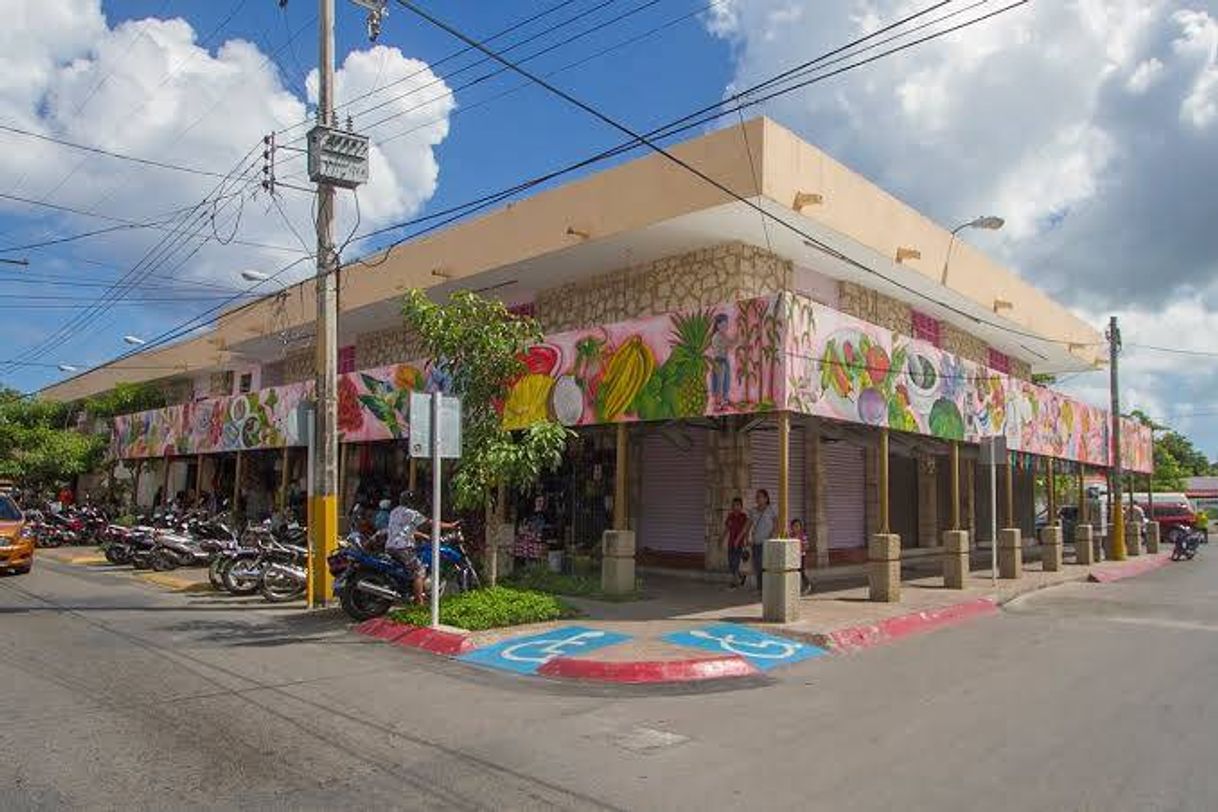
[
  {"xmin": 998, "ymin": 527, "xmax": 1022, "ymax": 579},
  {"xmin": 1074, "ymin": 524, "xmax": 1095, "ymax": 565},
  {"xmin": 917, "ymin": 456, "xmax": 938, "ymax": 548},
  {"xmin": 868, "ymin": 533, "xmax": 901, "ymax": 602},
  {"xmin": 962, "ymin": 459, "xmax": 976, "ymax": 539},
  {"xmin": 777, "ymin": 411, "xmax": 790, "ymax": 532},
  {"xmin": 762, "ymin": 538, "xmax": 801, "ymax": 622},
  {"xmin": 1125, "ymin": 521, "xmax": 1142, "ymax": 557},
  {"xmin": 1145, "ymin": 521, "xmax": 1160, "ymax": 553},
  {"xmin": 1041, "ymin": 525, "xmax": 1063, "ymax": 572},
  {"xmin": 614, "ymin": 422, "xmax": 628, "ymax": 530},
  {"xmin": 863, "ymin": 444, "xmax": 879, "ymax": 539},
  {"xmin": 942, "ymin": 529, "xmax": 970, "ymax": 589},
  {"xmin": 601, "ymin": 529, "xmax": 636, "ymax": 595},
  {"xmin": 806, "ymin": 427, "xmax": 829, "ymax": 569}
]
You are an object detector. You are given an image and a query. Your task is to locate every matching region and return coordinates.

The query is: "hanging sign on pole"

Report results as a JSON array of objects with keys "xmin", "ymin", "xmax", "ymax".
[{"xmin": 409, "ymin": 392, "xmax": 462, "ymax": 628}]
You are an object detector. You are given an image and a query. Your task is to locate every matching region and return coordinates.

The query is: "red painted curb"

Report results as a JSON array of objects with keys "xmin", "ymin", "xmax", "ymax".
[
  {"xmin": 826, "ymin": 597, "xmax": 999, "ymax": 653},
  {"xmin": 354, "ymin": 619, "xmax": 473, "ymax": 655},
  {"xmin": 355, "ymin": 617, "xmax": 411, "ymax": 642},
  {"xmin": 393, "ymin": 625, "xmax": 474, "ymax": 656},
  {"xmin": 537, "ymin": 655, "xmax": 758, "ymax": 683},
  {"xmin": 1089, "ymin": 553, "xmax": 1173, "ymax": 583}
]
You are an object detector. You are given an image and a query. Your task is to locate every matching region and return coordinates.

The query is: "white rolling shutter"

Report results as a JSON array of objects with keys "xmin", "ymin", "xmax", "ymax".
[
  {"xmin": 748, "ymin": 422, "xmax": 806, "ymax": 532},
  {"xmin": 637, "ymin": 429, "xmax": 708, "ymax": 554},
  {"xmin": 825, "ymin": 442, "xmax": 866, "ymax": 549}
]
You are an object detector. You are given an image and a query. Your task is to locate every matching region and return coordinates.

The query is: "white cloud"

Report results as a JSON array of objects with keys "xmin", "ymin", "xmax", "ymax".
[
  {"xmin": 708, "ymin": 1, "xmax": 1218, "ymax": 452},
  {"xmin": 0, "ymin": 0, "xmax": 452, "ymax": 298}
]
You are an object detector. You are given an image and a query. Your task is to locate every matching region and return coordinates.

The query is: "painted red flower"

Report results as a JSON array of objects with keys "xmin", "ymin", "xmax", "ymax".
[{"xmin": 338, "ymin": 375, "xmax": 364, "ymax": 433}]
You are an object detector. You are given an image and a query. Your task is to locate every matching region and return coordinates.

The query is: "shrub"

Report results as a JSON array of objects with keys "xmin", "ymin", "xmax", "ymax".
[
  {"xmin": 505, "ymin": 565, "xmax": 600, "ymax": 596},
  {"xmin": 389, "ymin": 586, "xmax": 575, "ymax": 631}
]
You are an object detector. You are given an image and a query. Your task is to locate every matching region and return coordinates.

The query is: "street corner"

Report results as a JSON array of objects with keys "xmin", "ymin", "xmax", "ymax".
[
  {"xmin": 1089, "ymin": 552, "xmax": 1174, "ymax": 583},
  {"xmin": 458, "ymin": 626, "xmax": 632, "ymax": 676},
  {"xmin": 662, "ymin": 623, "xmax": 828, "ymax": 671}
]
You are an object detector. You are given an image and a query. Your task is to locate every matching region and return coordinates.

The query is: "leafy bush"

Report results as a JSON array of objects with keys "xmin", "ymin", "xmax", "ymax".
[{"xmin": 389, "ymin": 586, "xmax": 575, "ymax": 631}]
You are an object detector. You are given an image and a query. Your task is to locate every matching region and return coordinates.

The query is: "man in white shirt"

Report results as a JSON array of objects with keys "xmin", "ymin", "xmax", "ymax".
[
  {"xmin": 385, "ymin": 491, "xmax": 459, "ymax": 604},
  {"xmin": 748, "ymin": 489, "xmax": 777, "ymax": 592}
]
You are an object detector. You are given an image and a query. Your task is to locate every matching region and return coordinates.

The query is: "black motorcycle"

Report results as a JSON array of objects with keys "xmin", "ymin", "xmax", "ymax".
[{"xmin": 1172, "ymin": 527, "xmax": 1203, "ymax": 561}]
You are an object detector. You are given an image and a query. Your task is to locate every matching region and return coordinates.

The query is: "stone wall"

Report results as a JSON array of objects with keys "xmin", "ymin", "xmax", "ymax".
[
  {"xmin": 355, "ymin": 326, "xmax": 426, "ymax": 370},
  {"xmin": 534, "ymin": 242, "xmax": 793, "ymax": 333},
  {"xmin": 163, "ymin": 378, "xmax": 194, "ymax": 405},
  {"xmin": 941, "ymin": 322, "xmax": 988, "ymax": 366},
  {"xmin": 838, "ymin": 280, "xmax": 913, "ymax": 337},
  {"xmin": 208, "ymin": 371, "xmax": 233, "ymax": 397},
  {"xmin": 261, "ymin": 349, "xmax": 313, "ymax": 388}
]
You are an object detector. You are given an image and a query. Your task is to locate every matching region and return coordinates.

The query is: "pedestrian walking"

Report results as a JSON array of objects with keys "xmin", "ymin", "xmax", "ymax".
[
  {"xmin": 790, "ymin": 518, "xmax": 811, "ymax": 595},
  {"xmin": 722, "ymin": 497, "xmax": 749, "ymax": 588},
  {"xmin": 748, "ymin": 489, "xmax": 776, "ymax": 592}
]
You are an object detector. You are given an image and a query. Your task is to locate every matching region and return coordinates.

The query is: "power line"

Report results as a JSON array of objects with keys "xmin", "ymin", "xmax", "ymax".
[
  {"xmin": 0, "ymin": 123, "xmax": 233, "ymax": 179},
  {"xmin": 1126, "ymin": 343, "xmax": 1218, "ymax": 358},
  {"xmin": 396, "ymin": 0, "xmax": 1094, "ymax": 355}
]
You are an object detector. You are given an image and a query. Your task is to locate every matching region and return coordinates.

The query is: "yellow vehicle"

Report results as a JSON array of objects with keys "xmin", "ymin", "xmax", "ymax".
[{"xmin": 0, "ymin": 494, "xmax": 32, "ymax": 575}]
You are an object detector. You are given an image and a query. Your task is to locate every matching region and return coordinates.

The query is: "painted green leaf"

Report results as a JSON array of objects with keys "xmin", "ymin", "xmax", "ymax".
[
  {"xmin": 359, "ymin": 394, "xmax": 395, "ymax": 427},
  {"xmin": 360, "ymin": 373, "xmax": 390, "ymax": 396}
]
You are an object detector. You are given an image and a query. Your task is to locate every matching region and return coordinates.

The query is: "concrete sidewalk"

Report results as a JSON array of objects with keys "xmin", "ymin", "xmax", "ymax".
[{"xmin": 368, "ymin": 550, "xmax": 1175, "ymax": 683}]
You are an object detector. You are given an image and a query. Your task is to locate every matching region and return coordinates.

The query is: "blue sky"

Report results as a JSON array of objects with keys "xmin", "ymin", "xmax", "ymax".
[{"xmin": 3, "ymin": 1, "xmax": 1217, "ymax": 455}]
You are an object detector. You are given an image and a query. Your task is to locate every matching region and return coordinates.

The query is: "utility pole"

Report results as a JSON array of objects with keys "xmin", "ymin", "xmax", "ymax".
[
  {"xmin": 1107, "ymin": 315, "xmax": 1126, "ymax": 561},
  {"xmin": 303, "ymin": 0, "xmax": 378, "ymax": 607},
  {"xmin": 308, "ymin": 0, "xmax": 340, "ymax": 608}
]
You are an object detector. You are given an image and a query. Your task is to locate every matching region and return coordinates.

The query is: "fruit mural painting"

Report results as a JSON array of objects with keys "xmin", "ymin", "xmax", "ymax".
[
  {"xmin": 783, "ymin": 293, "xmax": 1136, "ymax": 469},
  {"xmin": 112, "ymin": 293, "xmax": 1152, "ymax": 473}
]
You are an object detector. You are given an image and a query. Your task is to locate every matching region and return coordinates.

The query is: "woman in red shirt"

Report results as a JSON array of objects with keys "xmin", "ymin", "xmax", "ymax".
[{"xmin": 722, "ymin": 497, "xmax": 749, "ymax": 588}]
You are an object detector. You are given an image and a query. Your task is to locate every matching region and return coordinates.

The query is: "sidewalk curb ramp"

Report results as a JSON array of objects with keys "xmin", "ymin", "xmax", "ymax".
[{"xmin": 1089, "ymin": 552, "xmax": 1173, "ymax": 583}]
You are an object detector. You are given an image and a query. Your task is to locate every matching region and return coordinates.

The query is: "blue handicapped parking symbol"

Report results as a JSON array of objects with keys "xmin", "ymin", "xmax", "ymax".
[
  {"xmin": 663, "ymin": 623, "xmax": 826, "ymax": 671},
  {"xmin": 459, "ymin": 626, "xmax": 631, "ymax": 675}
]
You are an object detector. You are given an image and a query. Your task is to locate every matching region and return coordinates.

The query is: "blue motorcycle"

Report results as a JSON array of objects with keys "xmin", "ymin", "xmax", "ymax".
[{"xmin": 329, "ymin": 526, "xmax": 480, "ymax": 621}]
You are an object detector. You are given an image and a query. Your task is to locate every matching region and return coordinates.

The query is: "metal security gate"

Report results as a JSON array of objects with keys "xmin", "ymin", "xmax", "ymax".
[
  {"xmin": 824, "ymin": 442, "xmax": 865, "ymax": 550},
  {"xmin": 748, "ymin": 422, "xmax": 806, "ymax": 531},
  {"xmin": 637, "ymin": 428, "xmax": 708, "ymax": 558}
]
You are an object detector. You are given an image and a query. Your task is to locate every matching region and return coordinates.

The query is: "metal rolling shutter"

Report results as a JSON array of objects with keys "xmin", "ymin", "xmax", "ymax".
[
  {"xmin": 637, "ymin": 429, "xmax": 708, "ymax": 554},
  {"xmin": 825, "ymin": 442, "xmax": 866, "ymax": 549},
  {"xmin": 748, "ymin": 423, "xmax": 806, "ymax": 533}
]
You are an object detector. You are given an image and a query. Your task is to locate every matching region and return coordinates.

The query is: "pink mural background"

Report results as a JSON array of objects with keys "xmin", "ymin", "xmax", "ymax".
[{"xmin": 111, "ymin": 294, "xmax": 1153, "ymax": 473}]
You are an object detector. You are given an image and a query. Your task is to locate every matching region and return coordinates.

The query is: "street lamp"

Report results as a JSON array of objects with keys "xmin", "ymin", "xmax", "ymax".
[
  {"xmin": 940, "ymin": 215, "xmax": 1005, "ymax": 285},
  {"xmin": 57, "ymin": 364, "xmax": 78, "ymax": 372},
  {"xmin": 123, "ymin": 335, "xmax": 146, "ymax": 346},
  {"xmin": 240, "ymin": 269, "xmax": 269, "ymax": 283}
]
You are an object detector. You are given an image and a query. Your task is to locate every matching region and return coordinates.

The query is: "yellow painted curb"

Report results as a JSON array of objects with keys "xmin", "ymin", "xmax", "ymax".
[
  {"xmin": 66, "ymin": 554, "xmax": 107, "ymax": 566},
  {"xmin": 135, "ymin": 572, "xmax": 213, "ymax": 593}
]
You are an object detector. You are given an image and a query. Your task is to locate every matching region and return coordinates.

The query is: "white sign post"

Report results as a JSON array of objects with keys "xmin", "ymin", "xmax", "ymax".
[
  {"xmin": 409, "ymin": 392, "xmax": 462, "ymax": 628},
  {"xmin": 980, "ymin": 435, "xmax": 1007, "ymax": 586}
]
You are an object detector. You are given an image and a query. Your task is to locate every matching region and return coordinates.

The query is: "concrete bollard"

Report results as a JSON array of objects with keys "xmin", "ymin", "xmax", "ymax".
[
  {"xmin": 942, "ymin": 529, "xmax": 970, "ymax": 589},
  {"xmin": 1145, "ymin": 521, "xmax": 1160, "ymax": 554},
  {"xmin": 1125, "ymin": 522, "xmax": 1142, "ymax": 557},
  {"xmin": 1074, "ymin": 524, "xmax": 1095, "ymax": 565},
  {"xmin": 1040, "ymin": 526, "xmax": 1063, "ymax": 571},
  {"xmin": 868, "ymin": 533, "xmax": 901, "ymax": 602},
  {"xmin": 762, "ymin": 538, "xmax": 801, "ymax": 622},
  {"xmin": 998, "ymin": 528, "xmax": 1022, "ymax": 579},
  {"xmin": 601, "ymin": 530, "xmax": 636, "ymax": 595}
]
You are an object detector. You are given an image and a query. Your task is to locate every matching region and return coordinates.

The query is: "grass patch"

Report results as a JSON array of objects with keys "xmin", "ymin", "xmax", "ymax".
[
  {"xmin": 505, "ymin": 565, "xmax": 643, "ymax": 602},
  {"xmin": 389, "ymin": 586, "xmax": 576, "ymax": 631}
]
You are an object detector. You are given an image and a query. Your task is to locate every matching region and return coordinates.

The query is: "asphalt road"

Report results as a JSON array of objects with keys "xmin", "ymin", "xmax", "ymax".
[{"xmin": 2, "ymin": 550, "xmax": 1215, "ymax": 811}]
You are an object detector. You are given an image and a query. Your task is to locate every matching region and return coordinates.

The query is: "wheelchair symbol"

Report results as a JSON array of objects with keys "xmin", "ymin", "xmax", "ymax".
[
  {"xmin": 687, "ymin": 629, "xmax": 801, "ymax": 660},
  {"xmin": 500, "ymin": 630, "xmax": 611, "ymax": 664}
]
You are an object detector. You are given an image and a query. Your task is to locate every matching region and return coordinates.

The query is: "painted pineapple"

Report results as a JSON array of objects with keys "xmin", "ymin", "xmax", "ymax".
[{"xmin": 634, "ymin": 309, "xmax": 714, "ymax": 419}]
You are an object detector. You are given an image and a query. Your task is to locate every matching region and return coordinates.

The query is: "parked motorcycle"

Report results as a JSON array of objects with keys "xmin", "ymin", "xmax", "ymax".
[
  {"xmin": 331, "ymin": 525, "xmax": 480, "ymax": 621},
  {"xmin": 1172, "ymin": 527, "xmax": 1203, "ymax": 561}
]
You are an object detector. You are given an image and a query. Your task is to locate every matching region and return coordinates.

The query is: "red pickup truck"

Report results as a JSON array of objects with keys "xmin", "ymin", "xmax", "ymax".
[{"xmin": 1138, "ymin": 501, "xmax": 1198, "ymax": 542}]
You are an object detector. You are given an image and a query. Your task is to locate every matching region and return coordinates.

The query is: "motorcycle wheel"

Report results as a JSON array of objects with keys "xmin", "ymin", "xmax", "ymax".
[
  {"xmin": 259, "ymin": 570, "xmax": 305, "ymax": 603},
  {"xmin": 222, "ymin": 559, "xmax": 263, "ymax": 595},
  {"xmin": 150, "ymin": 549, "xmax": 177, "ymax": 572},
  {"xmin": 104, "ymin": 545, "xmax": 125, "ymax": 565},
  {"xmin": 207, "ymin": 558, "xmax": 228, "ymax": 590},
  {"xmin": 339, "ymin": 572, "xmax": 394, "ymax": 621}
]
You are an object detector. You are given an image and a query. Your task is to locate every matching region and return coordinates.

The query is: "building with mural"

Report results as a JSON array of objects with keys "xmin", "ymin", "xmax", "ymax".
[{"xmin": 44, "ymin": 118, "xmax": 1152, "ymax": 576}]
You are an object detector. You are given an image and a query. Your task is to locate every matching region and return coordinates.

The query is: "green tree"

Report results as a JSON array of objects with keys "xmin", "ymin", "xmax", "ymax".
[
  {"xmin": 0, "ymin": 389, "xmax": 106, "ymax": 490},
  {"xmin": 401, "ymin": 289, "xmax": 571, "ymax": 517},
  {"xmin": 1127, "ymin": 409, "xmax": 1202, "ymax": 490},
  {"xmin": 78, "ymin": 381, "xmax": 166, "ymax": 420}
]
